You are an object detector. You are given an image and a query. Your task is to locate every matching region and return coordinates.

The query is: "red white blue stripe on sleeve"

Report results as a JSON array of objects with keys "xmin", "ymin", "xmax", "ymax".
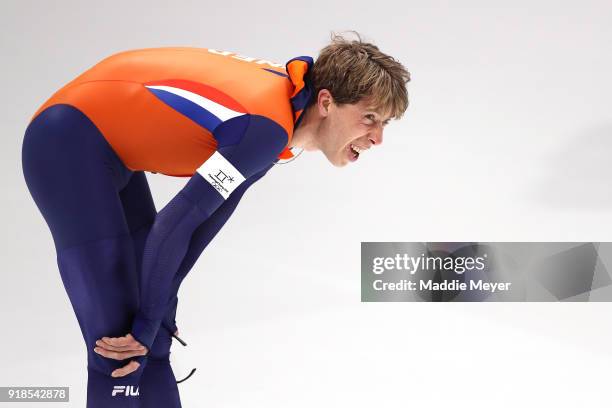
[{"xmin": 144, "ymin": 79, "xmax": 248, "ymax": 134}]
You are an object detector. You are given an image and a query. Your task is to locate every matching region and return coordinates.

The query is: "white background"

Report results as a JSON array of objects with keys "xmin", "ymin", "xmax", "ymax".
[{"xmin": 2, "ymin": 0, "xmax": 612, "ymax": 406}]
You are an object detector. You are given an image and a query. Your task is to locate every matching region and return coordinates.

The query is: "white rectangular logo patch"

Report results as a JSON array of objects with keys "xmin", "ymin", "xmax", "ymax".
[{"xmin": 196, "ymin": 151, "xmax": 246, "ymax": 199}]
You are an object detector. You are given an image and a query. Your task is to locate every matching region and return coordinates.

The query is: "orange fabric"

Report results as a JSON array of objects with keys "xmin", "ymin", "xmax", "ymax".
[
  {"xmin": 30, "ymin": 47, "xmax": 304, "ymax": 176},
  {"xmin": 286, "ymin": 60, "xmax": 308, "ymax": 98},
  {"xmin": 277, "ymin": 146, "xmax": 295, "ymax": 159}
]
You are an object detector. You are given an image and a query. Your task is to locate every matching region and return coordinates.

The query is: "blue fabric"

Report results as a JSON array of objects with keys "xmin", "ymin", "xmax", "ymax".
[
  {"xmin": 167, "ymin": 162, "xmax": 273, "ymax": 305},
  {"xmin": 262, "ymin": 68, "xmax": 289, "ymax": 77},
  {"xmin": 22, "ymin": 104, "xmax": 280, "ymax": 407},
  {"xmin": 22, "ymin": 104, "xmax": 182, "ymax": 407},
  {"xmin": 131, "ymin": 114, "xmax": 286, "ymax": 352},
  {"xmin": 213, "ymin": 114, "xmax": 250, "ymax": 147}
]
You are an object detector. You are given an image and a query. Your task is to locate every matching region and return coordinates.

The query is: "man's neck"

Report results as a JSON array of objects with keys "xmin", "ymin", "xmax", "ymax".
[{"xmin": 289, "ymin": 105, "xmax": 320, "ymax": 151}]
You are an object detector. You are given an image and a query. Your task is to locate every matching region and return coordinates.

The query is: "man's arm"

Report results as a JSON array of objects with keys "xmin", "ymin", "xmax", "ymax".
[
  {"xmin": 160, "ymin": 163, "xmax": 273, "ymax": 335},
  {"xmin": 131, "ymin": 115, "xmax": 287, "ymax": 350}
]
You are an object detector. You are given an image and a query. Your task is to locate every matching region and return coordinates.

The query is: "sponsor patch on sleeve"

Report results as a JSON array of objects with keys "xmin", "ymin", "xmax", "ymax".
[{"xmin": 196, "ymin": 151, "xmax": 246, "ymax": 199}]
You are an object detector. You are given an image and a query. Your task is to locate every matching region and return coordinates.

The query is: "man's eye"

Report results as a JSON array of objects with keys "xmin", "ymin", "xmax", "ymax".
[{"xmin": 365, "ymin": 114, "xmax": 376, "ymax": 122}]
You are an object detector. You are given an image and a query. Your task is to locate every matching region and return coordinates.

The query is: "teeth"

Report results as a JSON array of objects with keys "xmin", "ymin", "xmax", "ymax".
[{"xmin": 350, "ymin": 144, "xmax": 362, "ymax": 154}]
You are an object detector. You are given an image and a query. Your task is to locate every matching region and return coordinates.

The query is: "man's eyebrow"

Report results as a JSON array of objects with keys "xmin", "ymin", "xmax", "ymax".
[
  {"xmin": 365, "ymin": 107, "xmax": 392, "ymax": 123},
  {"xmin": 367, "ymin": 107, "xmax": 393, "ymax": 122}
]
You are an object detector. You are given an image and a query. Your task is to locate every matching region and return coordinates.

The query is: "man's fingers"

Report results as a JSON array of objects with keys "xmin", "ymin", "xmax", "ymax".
[
  {"xmin": 102, "ymin": 334, "xmax": 139, "ymax": 348},
  {"xmin": 111, "ymin": 361, "xmax": 140, "ymax": 378},
  {"xmin": 97, "ymin": 339, "xmax": 145, "ymax": 352},
  {"xmin": 94, "ymin": 346, "xmax": 148, "ymax": 360}
]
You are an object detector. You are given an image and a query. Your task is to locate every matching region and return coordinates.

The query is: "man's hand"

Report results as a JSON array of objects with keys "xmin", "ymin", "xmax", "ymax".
[{"xmin": 93, "ymin": 333, "xmax": 148, "ymax": 377}]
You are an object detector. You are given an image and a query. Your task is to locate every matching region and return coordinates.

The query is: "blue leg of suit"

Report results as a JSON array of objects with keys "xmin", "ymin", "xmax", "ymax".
[{"xmin": 22, "ymin": 104, "xmax": 271, "ymax": 407}]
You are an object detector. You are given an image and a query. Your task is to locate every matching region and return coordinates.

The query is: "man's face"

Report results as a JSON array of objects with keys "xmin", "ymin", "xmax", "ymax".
[{"xmin": 318, "ymin": 96, "xmax": 391, "ymax": 167}]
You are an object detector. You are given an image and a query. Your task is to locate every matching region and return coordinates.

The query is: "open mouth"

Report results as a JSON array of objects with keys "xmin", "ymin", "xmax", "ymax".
[{"xmin": 348, "ymin": 143, "xmax": 363, "ymax": 162}]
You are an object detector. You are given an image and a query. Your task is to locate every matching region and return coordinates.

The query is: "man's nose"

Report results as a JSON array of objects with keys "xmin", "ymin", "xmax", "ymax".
[{"xmin": 368, "ymin": 126, "xmax": 383, "ymax": 146}]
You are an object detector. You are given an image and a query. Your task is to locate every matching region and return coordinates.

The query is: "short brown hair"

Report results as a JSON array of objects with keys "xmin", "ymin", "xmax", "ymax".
[{"xmin": 309, "ymin": 31, "xmax": 411, "ymax": 120}]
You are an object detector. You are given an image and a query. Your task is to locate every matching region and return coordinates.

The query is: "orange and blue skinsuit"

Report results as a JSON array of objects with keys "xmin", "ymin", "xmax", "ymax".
[{"xmin": 22, "ymin": 47, "xmax": 313, "ymax": 407}]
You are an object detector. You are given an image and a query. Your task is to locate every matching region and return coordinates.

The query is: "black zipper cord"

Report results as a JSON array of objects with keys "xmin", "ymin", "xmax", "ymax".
[
  {"xmin": 176, "ymin": 368, "xmax": 197, "ymax": 384},
  {"xmin": 166, "ymin": 329, "xmax": 197, "ymax": 384}
]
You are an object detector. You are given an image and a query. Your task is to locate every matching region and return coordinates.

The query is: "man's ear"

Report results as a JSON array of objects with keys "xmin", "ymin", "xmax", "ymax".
[{"xmin": 317, "ymin": 89, "xmax": 333, "ymax": 117}]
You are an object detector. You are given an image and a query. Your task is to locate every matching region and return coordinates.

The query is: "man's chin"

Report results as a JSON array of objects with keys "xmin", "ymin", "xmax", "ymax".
[
  {"xmin": 322, "ymin": 152, "xmax": 346, "ymax": 167},
  {"xmin": 330, "ymin": 155, "xmax": 348, "ymax": 167}
]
